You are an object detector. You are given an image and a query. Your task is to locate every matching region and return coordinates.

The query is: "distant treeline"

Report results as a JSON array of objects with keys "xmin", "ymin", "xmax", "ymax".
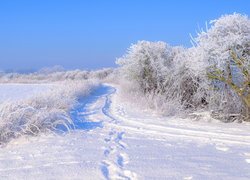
[{"xmin": 0, "ymin": 67, "xmax": 113, "ymax": 83}]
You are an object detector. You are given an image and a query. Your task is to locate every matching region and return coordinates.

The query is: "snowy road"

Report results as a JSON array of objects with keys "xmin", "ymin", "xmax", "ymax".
[{"xmin": 1, "ymin": 84, "xmax": 250, "ymax": 179}]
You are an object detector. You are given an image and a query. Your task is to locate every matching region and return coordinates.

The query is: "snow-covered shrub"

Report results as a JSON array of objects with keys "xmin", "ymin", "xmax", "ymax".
[
  {"xmin": 116, "ymin": 41, "xmax": 174, "ymax": 94},
  {"xmin": 89, "ymin": 68, "xmax": 114, "ymax": 80},
  {"xmin": 116, "ymin": 41, "xmax": 208, "ymax": 115},
  {"xmin": 0, "ymin": 80, "xmax": 99, "ymax": 145},
  {"xmin": 195, "ymin": 13, "xmax": 250, "ymax": 121},
  {"xmin": 163, "ymin": 47, "xmax": 207, "ymax": 107},
  {"xmin": 205, "ymin": 50, "xmax": 250, "ymax": 121},
  {"xmin": 117, "ymin": 14, "xmax": 250, "ymax": 120}
]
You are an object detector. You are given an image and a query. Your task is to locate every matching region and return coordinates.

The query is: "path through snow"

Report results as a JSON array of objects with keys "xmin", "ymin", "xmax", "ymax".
[{"xmin": 0, "ymin": 84, "xmax": 250, "ymax": 179}]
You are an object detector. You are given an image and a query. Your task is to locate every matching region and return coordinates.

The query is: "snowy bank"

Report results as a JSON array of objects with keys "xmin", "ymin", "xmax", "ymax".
[{"xmin": 0, "ymin": 80, "xmax": 99, "ymax": 145}]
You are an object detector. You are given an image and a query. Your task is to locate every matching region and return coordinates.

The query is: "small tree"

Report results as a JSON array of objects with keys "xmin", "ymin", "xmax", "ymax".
[
  {"xmin": 207, "ymin": 49, "xmax": 250, "ymax": 120},
  {"xmin": 195, "ymin": 13, "xmax": 250, "ymax": 121}
]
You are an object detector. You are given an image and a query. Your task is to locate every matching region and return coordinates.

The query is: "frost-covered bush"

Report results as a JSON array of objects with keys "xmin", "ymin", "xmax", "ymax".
[
  {"xmin": 89, "ymin": 68, "xmax": 114, "ymax": 80},
  {"xmin": 116, "ymin": 41, "xmax": 174, "ymax": 94},
  {"xmin": 116, "ymin": 41, "xmax": 207, "ymax": 115},
  {"xmin": 0, "ymin": 80, "xmax": 99, "ymax": 145},
  {"xmin": 117, "ymin": 13, "xmax": 250, "ymax": 121},
  {"xmin": 195, "ymin": 13, "xmax": 250, "ymax": 121},
  {"xmin": 161, "ymin": 47, "xmax": 208, "ymax": 110}
]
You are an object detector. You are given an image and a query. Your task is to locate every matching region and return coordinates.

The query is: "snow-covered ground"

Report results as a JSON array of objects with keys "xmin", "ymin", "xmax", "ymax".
[
  {"xmin": 0, "ymin": 84, "xmax": 250, "ymax": 179},
  {"xmin": 0, "ymin": 84, "xmax": 55, "ymax": 102}
]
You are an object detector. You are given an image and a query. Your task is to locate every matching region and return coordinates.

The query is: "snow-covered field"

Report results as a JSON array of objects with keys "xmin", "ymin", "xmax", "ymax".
[
  {"xmin": 0, "ymin": 84, "xmax": 250, "ymax": 179},
  {"xmin": 0, "ymin": 84, "xmax": 55, "ymax": 103}
]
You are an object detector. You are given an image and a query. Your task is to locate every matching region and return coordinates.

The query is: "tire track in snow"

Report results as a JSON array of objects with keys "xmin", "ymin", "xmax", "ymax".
[
  {"xmin": 76, "ymin": 84, "xmax": 250, "ymax": 179},
  {"xmin": 100, "ymin": 86, "xmax": 137, "ymax": 180},
  {"xmin": 109, "ymin": 101, "xmax": 250, "ymax": 146}
]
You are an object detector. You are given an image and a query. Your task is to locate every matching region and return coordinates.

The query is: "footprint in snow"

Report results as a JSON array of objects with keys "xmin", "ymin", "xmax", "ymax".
[
  {"xmin": 116, "ymin": 133, "xmax": 128, "ymax": 149},
  {"xmin": 117, "ymin": 152, "xmax": 129, "ymax": 167},
  {"xmin": 103, "ymin": 146, "xmax": 116, "ymax": 157}
]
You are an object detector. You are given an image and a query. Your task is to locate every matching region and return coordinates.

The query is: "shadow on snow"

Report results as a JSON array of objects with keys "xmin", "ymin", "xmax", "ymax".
[{"xmin": 70, "ymin": 85, "xmax": 115, "ymax": 131}]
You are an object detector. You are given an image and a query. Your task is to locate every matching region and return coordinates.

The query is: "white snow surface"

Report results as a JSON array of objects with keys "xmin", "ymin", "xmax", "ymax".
[
  {"xmin": 0, "ymin": 84, "xmax": 55, "ymax": 102},
  {"xmin": 0, "ymin": 84, "xmax": 250, "ymax": 179}
]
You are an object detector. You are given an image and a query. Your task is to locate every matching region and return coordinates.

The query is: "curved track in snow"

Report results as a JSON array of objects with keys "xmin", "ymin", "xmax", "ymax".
[{"xmin": 0, "ymin": 84, "xmax": 250, "ymax": 179}]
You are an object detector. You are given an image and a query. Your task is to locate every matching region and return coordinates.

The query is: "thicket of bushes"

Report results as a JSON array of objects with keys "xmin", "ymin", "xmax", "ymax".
[{"xmin": 116, "ymin": 13, "xmax": 250, "ymax": 122}]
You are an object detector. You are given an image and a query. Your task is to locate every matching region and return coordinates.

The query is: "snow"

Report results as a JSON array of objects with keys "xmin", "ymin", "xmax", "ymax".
[
  {"xmin": 0, "ymin": 84, "xmax": 250, "ymax": 179},
  {"xmin": 0, "ymin": 84, "xmax": 54, "ymax": 102}
]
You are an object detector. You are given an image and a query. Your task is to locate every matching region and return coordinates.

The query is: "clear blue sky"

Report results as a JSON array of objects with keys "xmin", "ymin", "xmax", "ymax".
[{"xmin": 0, "ymin": 0, "xmax": 249, "ymax": 71}]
